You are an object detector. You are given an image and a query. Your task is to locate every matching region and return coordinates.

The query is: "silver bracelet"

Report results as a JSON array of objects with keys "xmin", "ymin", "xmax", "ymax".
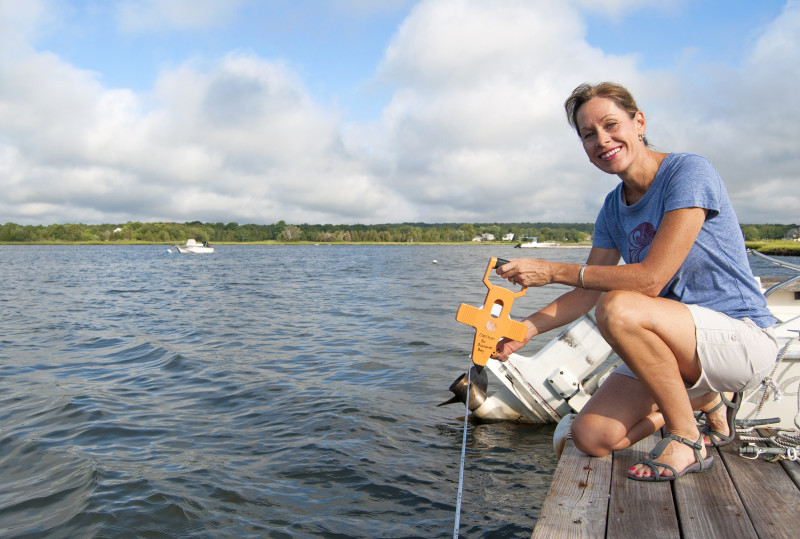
[{"xmin": 579, "ymin": 264, "xmax": 587, "ymax": 290}]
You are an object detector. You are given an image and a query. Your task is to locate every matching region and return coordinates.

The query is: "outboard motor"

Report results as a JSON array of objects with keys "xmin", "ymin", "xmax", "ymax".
[{"xmin": 438, "ymin": 365, "xmax": 488, "ymax": 411}]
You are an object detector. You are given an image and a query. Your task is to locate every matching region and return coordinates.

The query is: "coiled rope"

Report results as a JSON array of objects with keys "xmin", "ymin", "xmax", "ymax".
[
  {"xmin": 752, "ymin": 335, "xmax": 798, "ymax": 422},
  {"xmin": 737, "ymin": 333, "xmax": 800, "ymax": 460}
]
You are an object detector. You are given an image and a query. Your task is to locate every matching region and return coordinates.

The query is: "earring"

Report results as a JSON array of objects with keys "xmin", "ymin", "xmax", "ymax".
[{"xmin": 638, "ymin": 133, "xmax": 644, "ymax": 141}]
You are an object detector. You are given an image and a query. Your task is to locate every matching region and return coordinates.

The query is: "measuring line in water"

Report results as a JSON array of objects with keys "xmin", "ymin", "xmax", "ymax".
[{"xmin": 453, "ymin": 361, "xmax": 471, "ymax": 538}]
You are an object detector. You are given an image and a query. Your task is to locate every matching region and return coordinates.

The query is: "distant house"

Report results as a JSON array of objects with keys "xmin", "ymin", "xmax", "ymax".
[
  {"xmin": 785, "ymin": 228, "xmax": 799, "ymax": 241},
  {"xmin": 502, "ymin": 233, "xmax": 515, "ymax": 241},
  {"xmin": 472, "ymin": 233, "xmax": 496, "ymax": 242},
  {"xmin": 113, "ymin": 227, "xmax": 123, "ymax": 233}
]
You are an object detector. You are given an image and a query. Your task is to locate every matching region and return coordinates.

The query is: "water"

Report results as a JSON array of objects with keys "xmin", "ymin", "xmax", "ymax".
[
  {"xmin": 1, "ymin": 244, "xmax": 596, "ymax": 538},
  {"xmin": 4, "ymin": 244, "xmax": 798, "ymax": 538}
]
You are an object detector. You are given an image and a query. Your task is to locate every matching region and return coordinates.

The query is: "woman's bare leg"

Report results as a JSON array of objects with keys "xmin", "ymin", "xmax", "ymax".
[
  {"xmin": 580, "ymin": 290, "xmax": 707, "ymax": 478},
  {"xmin": 572, "ymin": 373, "xmax": 663, "ymax": 456}
]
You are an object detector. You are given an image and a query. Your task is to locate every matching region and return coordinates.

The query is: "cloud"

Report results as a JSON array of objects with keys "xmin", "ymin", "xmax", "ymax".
[
  {"xmin": 0, "ymin": 29, "xmax": 399, "ymax": 224},
  {"xmin": 571, "ymin": 0, "xmax": 674, "ymax": 19},
  {"xmin": 636, "ymin": 0, "xmax": 800, "ymax": 223},
  {"xmin": 116, "ymin": 0, "xmax": 245, "ymax": 33},
  {"xmin": 354, "ymin": 0, "xmax": 645, "ymax": 222},
  {"xmin": 0, "ymin": 0, "xmax": 798, "ymax": 226},
  {"xmin": 349, "ymin": 0, "xmax": 800, "ymax": 224},
  {"xmin": 0, "ymin": 0, "xmax": 47, "ymax": 49}
]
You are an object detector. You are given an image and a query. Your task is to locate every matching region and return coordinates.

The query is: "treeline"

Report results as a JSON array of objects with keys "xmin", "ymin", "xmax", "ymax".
[
  {"xmin": 0, "ymin": 221, "xmax": 594, "ymax": 244},
  {"xmin": 1, "ymin": 221, "xmax": 795, "ymax": 244},
  {"xmin": 741, "ymin": 224, "xmax": 798, "ymax": 241}
]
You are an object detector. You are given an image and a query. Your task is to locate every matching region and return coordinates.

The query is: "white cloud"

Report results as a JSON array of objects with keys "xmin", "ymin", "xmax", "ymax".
[
  {"xmin": 348, "ymin": 0, "xmax": 799, "ymax": 224},
  {"xmin": 116, "ymin": 0, "xmax": 245, "ymax": 33},
  {"xmin": 0, "ymin": 0, "xmax": 46, "ymax": 49},
  {"xmin": 571, "ymin": 0, "xmax": 674, "ymax": 18},
  {"xmin": 355, "ymin": 0, "xmax": 644, "ymax": 222},
  {"xmin": 0, "ymin": 0, "xmax": 798, "ymax": 226},
  {"xmin": 0, "ymin": 30, "xmax": 396, "ymax": 224},
  {"xmin": 635, "ymin": 0, "xmax": 800, "ymax": 223}
]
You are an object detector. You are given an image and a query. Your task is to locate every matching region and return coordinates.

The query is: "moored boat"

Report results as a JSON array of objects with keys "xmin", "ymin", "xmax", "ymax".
[
  {"xmin": 515, "ymin": 236, "xmax": 557, "ymax": 248},
  {"xmin": 174, "ymin": 239, "xmax": 214, "ymax": 254},
  {"xmin": 441, "ymin": 251, "xmax": 800, "ymax": 443}
]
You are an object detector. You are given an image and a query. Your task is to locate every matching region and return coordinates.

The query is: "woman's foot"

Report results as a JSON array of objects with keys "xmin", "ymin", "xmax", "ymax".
[
  {"xmin": 696, "ymin": 392, "xmax": 741, "ymax": 446},
  {"xmin": 628, "ymin": 431, "xmax": 712, "ymax": 480}
]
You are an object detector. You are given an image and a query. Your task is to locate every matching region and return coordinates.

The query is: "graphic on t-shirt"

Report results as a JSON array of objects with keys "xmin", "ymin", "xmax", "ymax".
[{"xmin": 629, "ymin": 222, "xmax": 656, "ymax": 262}]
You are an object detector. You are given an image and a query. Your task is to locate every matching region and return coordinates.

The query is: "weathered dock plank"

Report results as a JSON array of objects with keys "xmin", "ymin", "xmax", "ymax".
[
  {"xmin": 531, "ymin": 440, "xmax": 611, "ymax": 537},
  {"xmin": 533, "ymin": 433, "xmax": 800, "ymax": 539},
  {"xmin": 672, "ymin": 445, "xmax": 757, "ymax": 538},
  {"xmin": 606, "ymin": 433, "xmax": 679, "ymax": 538},
  {"xmin": 720, "ymin": 437, "xmax": 800, "ymax": 539},
  {"xmin": 780, "ymin": 458, "xmax": 800, "ymax": 489}
]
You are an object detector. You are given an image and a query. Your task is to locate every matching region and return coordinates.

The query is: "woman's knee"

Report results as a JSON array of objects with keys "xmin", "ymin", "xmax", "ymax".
[
  {"xmin": 571, "ymin": 413, "xmax": 616, "ymax": 457},
  {"xmin": 595, "ymin": 290, "xmax": 643, "ymax": 339}
]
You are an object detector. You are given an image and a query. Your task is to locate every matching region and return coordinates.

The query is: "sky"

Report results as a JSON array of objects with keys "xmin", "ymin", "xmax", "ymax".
[{"xmin": 1, "ymin": 0, "xmax": 798, "ymax": 226}]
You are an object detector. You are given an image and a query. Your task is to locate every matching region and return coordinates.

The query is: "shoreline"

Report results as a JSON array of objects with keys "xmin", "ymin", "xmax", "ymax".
[
  {"xmin": 2, "ymin": 241, "xmax": 798, "ymax": 255},
  {"xmin": 0, "ymin": 241, "xmax": 593, "ymax": 247}
]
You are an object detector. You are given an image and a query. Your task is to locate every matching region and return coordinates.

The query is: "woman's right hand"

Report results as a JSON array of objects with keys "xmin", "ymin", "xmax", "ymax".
[{"xmin": 492, "ymin": 336, "xmax": 528, "ymax": 362}]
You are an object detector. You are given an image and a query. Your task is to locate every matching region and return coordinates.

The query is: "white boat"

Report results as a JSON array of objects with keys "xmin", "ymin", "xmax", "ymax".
[
  {"xmin": 442, "ymin": 251, "xmax": 800, "ymax": 443},
  {"xmin": 516, "ymin": 236, "xmax": 557, "ymax": 248},
  {"xmin": 174, "ymin": 239, "xmax": 214, "ymax": 254}
]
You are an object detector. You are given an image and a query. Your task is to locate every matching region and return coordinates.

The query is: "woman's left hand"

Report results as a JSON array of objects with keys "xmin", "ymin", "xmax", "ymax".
[{"xmin": 496, "ymin": 258, "xmax": 553, "ymax": 287}]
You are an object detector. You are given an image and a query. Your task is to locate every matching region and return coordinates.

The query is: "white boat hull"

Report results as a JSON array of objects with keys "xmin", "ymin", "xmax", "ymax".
[
  {"xmin": 518, "ymin": 242, "xmax": 557, "ymax": 248},
  {"xmin": 175, "ymin": 245, "xmax": 214, "ymax": 254},
  {"xmin": 458, "ymin": 253, "xmax": 800, "ymax": 431},
  {"xmin": 174, "ymin": 239, "xmax": 214, "ymax": 254},
  {"xmin": 475, "ymin": 312, "xmax": 800, "ymax": 430}
]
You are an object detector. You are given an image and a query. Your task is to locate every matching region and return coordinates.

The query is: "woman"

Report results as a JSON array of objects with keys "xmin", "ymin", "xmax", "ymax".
[{"xmin": 492, "ymin": 82, "xmax": 778, "ymax": 481}]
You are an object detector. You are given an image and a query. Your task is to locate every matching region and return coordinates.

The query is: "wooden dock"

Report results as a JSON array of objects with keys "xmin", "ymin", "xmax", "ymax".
[{"xmin": 532, "ymin": 430, "xmax": 800, "ymax": 538}]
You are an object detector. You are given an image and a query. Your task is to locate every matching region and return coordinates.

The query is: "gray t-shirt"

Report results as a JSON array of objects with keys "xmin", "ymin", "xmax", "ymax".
[{"xmin": 593, "ymin": 152, "xmax": 775, "ymax": 328}]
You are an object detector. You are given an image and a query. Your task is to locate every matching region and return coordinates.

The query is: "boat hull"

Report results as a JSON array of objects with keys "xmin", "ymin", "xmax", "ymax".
[
  {"xmin": 174, "ymin": 239, "xmax": 214, "ymax": 253},
  {"xmin": 474, "ymin": 314, "xmax": 800, "ymax": 430},
  {"xmin": 175, "ymin": 245, "xmax": 214, "ymax": 254},
  {"xmin": 471, "ymin": 276, "xmax": 800, "ymax": 430}
]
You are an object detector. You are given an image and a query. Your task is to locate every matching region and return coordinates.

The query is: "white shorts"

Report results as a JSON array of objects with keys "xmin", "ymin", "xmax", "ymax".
[{"xmin": 612, "ymin": 304, "xmax": 778, "ymax": 399}]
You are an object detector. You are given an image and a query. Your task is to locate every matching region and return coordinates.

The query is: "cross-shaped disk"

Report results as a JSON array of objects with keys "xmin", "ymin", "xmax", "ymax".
[{"xmin": 456, "ymin": 257, "xmax": 528, "ymax": 366}]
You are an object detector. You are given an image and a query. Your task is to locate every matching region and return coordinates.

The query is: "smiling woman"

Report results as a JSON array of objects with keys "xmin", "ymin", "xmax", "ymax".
[{"xmin": 492, "ymin": 81, "xmax": 778, "ymax": 483}]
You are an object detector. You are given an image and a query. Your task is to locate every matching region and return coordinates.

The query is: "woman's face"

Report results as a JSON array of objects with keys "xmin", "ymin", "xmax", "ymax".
[{"xmin": 575, "ymin": 97, "xmax": 645, "ymax": 176}]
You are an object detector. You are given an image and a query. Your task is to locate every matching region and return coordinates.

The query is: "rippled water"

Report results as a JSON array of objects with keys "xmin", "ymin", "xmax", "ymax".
[
  {"xmin": 4, "ymin": 244, "xmax": 788, "ymax": 538},
  {"xmin": 0, "ymin": 244, "xmax": 586, "ymax": 538}
]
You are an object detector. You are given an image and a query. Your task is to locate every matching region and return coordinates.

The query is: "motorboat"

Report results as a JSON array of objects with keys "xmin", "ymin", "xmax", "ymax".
[
  {"xmin": 174, "ymin": 239, "xmax": 214, "ymax": 254},
  {"xmin": 441, "ymin": 251, "xmax": 800, "ymax": 446},
  {"xmin": 516, "ymin": 236, "xmax": 557, "ymax": 248}
]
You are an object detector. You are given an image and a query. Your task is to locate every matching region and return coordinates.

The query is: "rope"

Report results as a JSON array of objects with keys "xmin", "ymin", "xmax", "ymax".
[
  {"xmin": 787, "ymin": 374, "xmax": 800, "ymax": 431},
  {"xmin": 736, "ymin": 335, "xmax": 800, "ymax": 461},
  {"xmin": 740, "ymin": 431, "xmax": 800, "ymax": 448},
  {"xmin": 453, "ymin": 363, "xmax": 471, "ymax": 539},
  {"xmin": 752, "ymin": 336, "xmax": 796, "ymax": 418}
]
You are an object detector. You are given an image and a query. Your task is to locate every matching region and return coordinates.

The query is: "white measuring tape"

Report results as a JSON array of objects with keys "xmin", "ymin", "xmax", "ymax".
[{"xmin": 453, "ymin": 362, "xmax": 471, "ymax": 538}]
